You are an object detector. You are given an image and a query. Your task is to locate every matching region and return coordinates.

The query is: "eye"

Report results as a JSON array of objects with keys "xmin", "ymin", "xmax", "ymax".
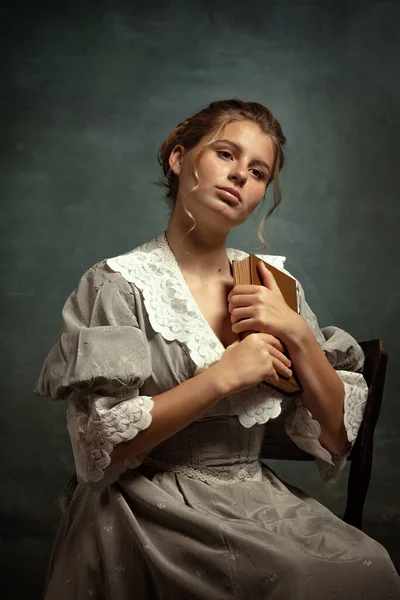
[
  {"xmin": 251, "ymin": 169, "xmax": 265, "ymax": 180},
  {"xmin": 217, "ymin": 150, "xmax": 232, "ymax": 160},
  {"xmin": 217, "ymin": 150, "xmax": 266, "ymax": 181}
]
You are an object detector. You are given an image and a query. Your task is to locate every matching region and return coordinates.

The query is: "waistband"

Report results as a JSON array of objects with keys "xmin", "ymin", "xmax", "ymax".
[{"xmin": 142, "ymin": 456, "xmax": 264, "ymax": 485}]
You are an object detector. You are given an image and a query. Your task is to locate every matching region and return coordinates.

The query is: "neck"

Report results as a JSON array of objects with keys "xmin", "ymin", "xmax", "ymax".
[{"xmin": 165, "ymin": 223, "xmax": 232, "ymax": 281}]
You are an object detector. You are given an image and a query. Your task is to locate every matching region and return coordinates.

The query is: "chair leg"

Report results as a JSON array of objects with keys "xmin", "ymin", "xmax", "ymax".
[{"xmin": 343, "ymin": 352, "xmax": 388, "ymax": 530}]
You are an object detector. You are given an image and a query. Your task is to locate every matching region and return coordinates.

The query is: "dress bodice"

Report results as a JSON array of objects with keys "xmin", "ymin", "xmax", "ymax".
[{"xmin": 142, "ymin": 416, "xmax": 266, "ymax": 484}]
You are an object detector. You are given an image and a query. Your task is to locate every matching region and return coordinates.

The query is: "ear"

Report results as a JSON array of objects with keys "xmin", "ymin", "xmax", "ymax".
[{"xmin": 169, "ymin": 144, "xmax": 186, "ymax": 176}]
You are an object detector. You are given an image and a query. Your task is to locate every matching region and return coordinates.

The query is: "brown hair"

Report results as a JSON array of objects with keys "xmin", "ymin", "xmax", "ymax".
[{"xmin": 156, "ymin": 99, "xmax": 287, "ymax": 249}]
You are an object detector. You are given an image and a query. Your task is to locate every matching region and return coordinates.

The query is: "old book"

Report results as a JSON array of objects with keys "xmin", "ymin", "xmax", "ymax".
[{"xmin": 231, "ymin": 254, "xmax": 303, "ymax": 396}]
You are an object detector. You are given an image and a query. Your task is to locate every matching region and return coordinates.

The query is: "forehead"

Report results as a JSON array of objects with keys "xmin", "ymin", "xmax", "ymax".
[{"xmin": 206, "ymin": 120, "xmax": 275, "ymax": 161}]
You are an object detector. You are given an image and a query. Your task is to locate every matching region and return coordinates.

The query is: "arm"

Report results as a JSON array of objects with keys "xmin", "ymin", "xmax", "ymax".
[
  {"xmin": 281, "ymin": 286, "xmax": 368, "ymax": 482},
  {"xmin": 35, "ymin": 261, "xmax": 235, "ymax": 485},
  {"xmin": 111, "ymin": 330, "xmax": 296, "ymax": 464},
  {"xmin": 228, "ymin": 262, "xmax": 350, "ymax": 455},
  {"xmin": 42, "ymin": 256, "xmax": 293, "ymax": 486},
  {"xmin": 228, "ymin": 261, "xmax": 368, "ymax": 481},
  {"xmin": 283, "ymin": 326, "xmax": 349, "ymax": 457},
  {"xmin": 110, "ymin": 363, "xmax": 229, "ymax": 465}
]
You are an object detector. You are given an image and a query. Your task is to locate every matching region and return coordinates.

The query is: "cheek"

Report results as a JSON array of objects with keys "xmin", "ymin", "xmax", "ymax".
[
  {"xmin": 197, "ymin": 154, "xmax": 226, "ymax": 180},
  {"xmin": 246, "ymin": 191, "xmax": 266, "ymax": 215}
]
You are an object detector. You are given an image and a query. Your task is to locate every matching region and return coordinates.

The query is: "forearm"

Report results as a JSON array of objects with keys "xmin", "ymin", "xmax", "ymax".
[
  {"xmin": 284, "ymin": 325, "xmax": 350, "ymax": 456},
  {"xmin": 110, "ymin": 364, "xmax": 230, "ymax": 465}
]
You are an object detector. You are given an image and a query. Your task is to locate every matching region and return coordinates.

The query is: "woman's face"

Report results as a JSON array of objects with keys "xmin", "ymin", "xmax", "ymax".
[{"xmin": 169, "ymin": 120, "xmax": 276, "ymax": 231}]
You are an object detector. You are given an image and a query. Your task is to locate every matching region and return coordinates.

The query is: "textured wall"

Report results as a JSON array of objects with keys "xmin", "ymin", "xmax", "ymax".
[{"xmin": 1, "ymin": 0, "xmax": 399, "ymax": 596}]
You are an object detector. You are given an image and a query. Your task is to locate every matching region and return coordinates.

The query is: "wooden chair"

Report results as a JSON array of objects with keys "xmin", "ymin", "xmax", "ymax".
[{"xmin": 260, "ymin": 339, "xmax": 388, "ymax": 531}]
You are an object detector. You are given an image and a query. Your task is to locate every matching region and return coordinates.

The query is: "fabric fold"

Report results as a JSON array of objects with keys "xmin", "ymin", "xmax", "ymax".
[
  {"xmin": 34, "ymin": 263, "xmax": 155, "ymax": 485},
  {"xmin": 67, "ymin": 390, "xmax": 153, "ymax": 486}
]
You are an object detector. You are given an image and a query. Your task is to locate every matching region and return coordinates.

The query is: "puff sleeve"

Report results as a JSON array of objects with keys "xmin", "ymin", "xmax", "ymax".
[
  {"xmin": 283, "ymin": 282, "xmax": 369, "ymax": 483},
  {"xmin": 34, "ymin": 262, "xmax": 154, "ymax": 487}
]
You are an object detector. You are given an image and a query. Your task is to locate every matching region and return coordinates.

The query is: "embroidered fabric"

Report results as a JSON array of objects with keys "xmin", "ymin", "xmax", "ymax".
[
  {"xmin": 142, "ymin": 456, "xmax": 263, "ymax": 485},
  {"xmin": 341, "ymin": 370, "xmax": 369, "ymax": 443},
  {"xmin": 284, "ymin": 370, "xmax": 368, "ymax": 481},
  {"xmin": 106, "ymin": 231, "xmax": 289, "ymax": 428},
  {"xmin": 228, "ymin": 384, "xmax": 287, "ymax": 428},
  {"xmin": 283, "ymin": 399, "xmax": 348, "ymax": 483},
  {"xmin": 284, "ymin": 397, "xmax": 333, "ymax": 464},
  {"xmin": 66, "ymin": 390, "xmax": 154, "ymax": 486},
  {"xmin": 107, "ymin": 235, "xmax": 223, "ymax": 372}
]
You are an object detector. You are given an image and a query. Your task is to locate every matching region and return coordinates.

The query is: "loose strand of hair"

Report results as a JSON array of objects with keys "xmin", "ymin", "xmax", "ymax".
[
  {"xmin": 257, "ymin": 144, "xmax": 282, "ymax": 249},
  {"xmin": 179, "ymin": 119, "xmax": 231, "ymax": 252}
]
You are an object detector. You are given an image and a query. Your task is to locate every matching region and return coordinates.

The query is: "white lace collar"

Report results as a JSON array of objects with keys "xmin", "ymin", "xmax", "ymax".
[{"xmin": 106, "ymin": 231, "xmax": 291, "ymax": 427}]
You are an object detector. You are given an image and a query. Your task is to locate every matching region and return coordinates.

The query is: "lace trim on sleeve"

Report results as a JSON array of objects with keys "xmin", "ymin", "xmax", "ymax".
[
  {"xmin": 67, "ymin": 391, "xmax": 154, "ymax": 486},
  {"xmin": 284, "ymin": 370, "xmax": 368, "ymax": 482},
  {"xmin": 340, "ymin": 370, "xmax": 368, "ymax": 443},
  {"xmin": 284, "ymin": 397, "xmax": 335, "ymax": 465},
  {"xmin": 321, "ymin": 326, "xmax": 365, "ymax": 373}
]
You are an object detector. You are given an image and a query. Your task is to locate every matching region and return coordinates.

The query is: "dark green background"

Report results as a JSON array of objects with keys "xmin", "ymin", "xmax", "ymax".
[{"xmin": 1, "ymin": 1, "xmax": 399, "ymax": 597}]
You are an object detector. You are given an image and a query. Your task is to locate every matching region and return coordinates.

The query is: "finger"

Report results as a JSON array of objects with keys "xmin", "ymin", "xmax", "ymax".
[
  {"xmin": 263, "ymin": 335, "xmax": 285, "ymax": 354},
  {"xmin": 272, "ymin": 357, "xmax": 292, "ymax": 379},
  {"xmin": 257, "ymin": 261, "xmax": 280, "ymax": 292},
  {"xmin": 259, "ymin": 333, "xmax": 288, "ymax": 360},
  {"xmin": 230, "ymin": 306, "xmax": 253, "ymax": 324},
  {"xmin": 265, "ymin": 369, "xmax": 280, "ymax": 386},
  {"xmin": 231, "ymin": 317, "xmax": 257, "ymax": 334},
  {"xmin": 268, "ymin": 346, "xmax": 291, "ymax": 368},
  {"xmin": 227, "ymin": 285, "xmax": 257, "ymax": 302},
  {"xmin": 229, "ymin": 294, "xmax": 257, "ymax": 310}
]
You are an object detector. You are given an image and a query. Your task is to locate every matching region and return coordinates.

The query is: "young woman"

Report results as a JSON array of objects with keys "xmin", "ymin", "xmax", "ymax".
[{"xmin": 35, "ymin": 99, "xmax": 400, "ymax": 599}]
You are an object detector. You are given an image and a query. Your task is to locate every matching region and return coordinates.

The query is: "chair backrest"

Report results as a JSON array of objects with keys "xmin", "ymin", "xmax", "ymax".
[{"xmin": 260, "ymin": 339, "xmax": 388, "ymax": 530}]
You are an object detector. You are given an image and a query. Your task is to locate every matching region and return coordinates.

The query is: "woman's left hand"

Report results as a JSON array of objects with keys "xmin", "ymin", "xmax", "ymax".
[{"xmin": 227, "ymin": 261, "xmax": 307, "ymax": 345}]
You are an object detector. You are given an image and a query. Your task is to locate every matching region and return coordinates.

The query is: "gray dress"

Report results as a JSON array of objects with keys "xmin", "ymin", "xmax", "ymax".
[{"xmin": 34, "ymin": 231, "xmax": 400, "ymax": 599}]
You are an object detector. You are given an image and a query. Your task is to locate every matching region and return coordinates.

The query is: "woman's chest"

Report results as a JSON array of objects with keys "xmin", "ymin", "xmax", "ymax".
[{"xmin": 186, "ymin": 278, "xmax": 239, "ymax": 350}]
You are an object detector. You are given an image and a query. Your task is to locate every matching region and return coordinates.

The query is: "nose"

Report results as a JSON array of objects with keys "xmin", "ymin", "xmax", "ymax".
[{"xmin": 229, "ymin": 165, "xmax": 247, "ymax": 186}]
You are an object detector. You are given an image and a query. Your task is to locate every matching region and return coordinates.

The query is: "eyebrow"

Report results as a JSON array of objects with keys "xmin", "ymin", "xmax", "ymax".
[{"xmin": 214, "ymin": 139, "xmax": 271, "ymax": 174}]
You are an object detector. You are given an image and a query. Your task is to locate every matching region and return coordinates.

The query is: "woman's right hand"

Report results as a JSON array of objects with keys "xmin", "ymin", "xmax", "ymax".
[{"xmin": 215, "ymin": 333, "xmax": 293, "ymax": 394}]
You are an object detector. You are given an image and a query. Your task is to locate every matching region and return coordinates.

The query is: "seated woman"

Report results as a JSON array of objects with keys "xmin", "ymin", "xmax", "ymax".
[{"xmin": 35, "ymin": 99, "xmax": 400, "ymax": 599}]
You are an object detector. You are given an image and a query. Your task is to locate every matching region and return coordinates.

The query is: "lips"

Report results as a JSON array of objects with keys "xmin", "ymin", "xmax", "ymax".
[{"xmin": 216, "ymin": 187, "xmax": 242, "ymax": 205}]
